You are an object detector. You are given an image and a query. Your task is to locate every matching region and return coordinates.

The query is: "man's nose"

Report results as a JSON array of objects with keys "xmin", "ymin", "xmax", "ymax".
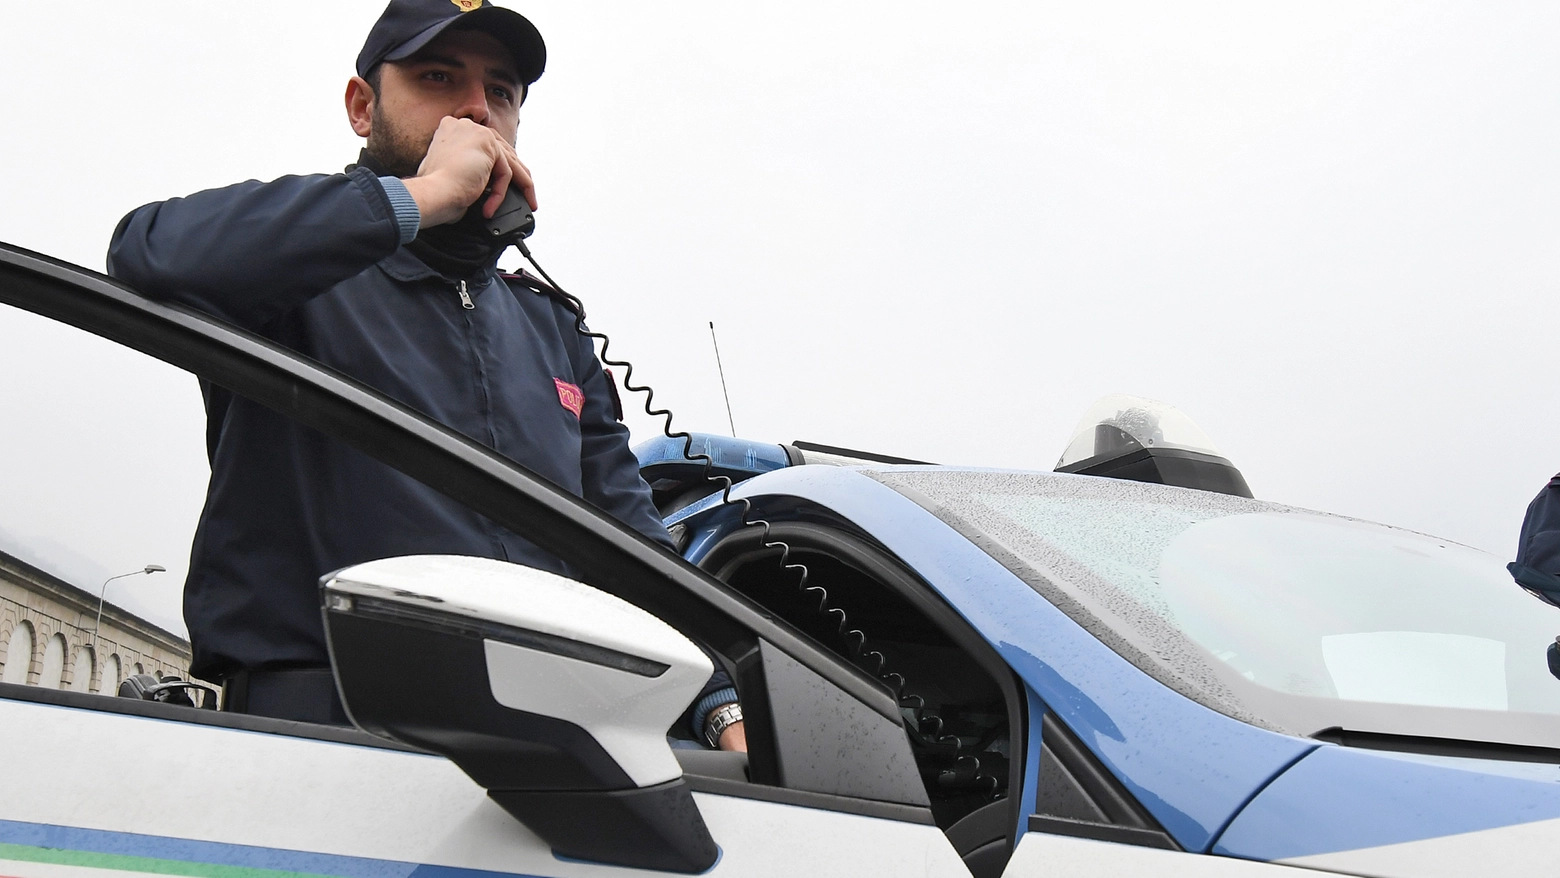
[{"xmin": 453, "ymin": 80, "xmax": 490, "ymax": 126}]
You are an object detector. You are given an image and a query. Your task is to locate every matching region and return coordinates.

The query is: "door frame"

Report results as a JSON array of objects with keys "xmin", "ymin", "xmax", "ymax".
[{"xmin": 0, "ymin": 243, "xmax": 903, "ymax": 764}]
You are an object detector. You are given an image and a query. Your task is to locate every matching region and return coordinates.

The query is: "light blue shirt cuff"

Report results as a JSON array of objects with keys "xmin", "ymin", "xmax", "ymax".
[{"xmin": 376, "ymin": 176, "xmax": 421, "ymax": 245}]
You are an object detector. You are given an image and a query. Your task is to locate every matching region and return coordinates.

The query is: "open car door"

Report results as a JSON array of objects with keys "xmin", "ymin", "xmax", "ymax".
[{"xmin": 0, "ymin": 243, "xmax": 969, "ymax": 877}]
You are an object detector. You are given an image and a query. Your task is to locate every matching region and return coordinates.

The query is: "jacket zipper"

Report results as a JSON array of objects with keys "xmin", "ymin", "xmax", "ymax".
[{"xmin": 456, "ymin": 280, "xmax": 475, "ymax": 310}]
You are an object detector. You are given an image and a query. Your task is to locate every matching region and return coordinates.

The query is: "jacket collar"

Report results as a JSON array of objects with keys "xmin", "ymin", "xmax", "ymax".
[{"xmin": 375, "ymin": 245, "xmax": 499, "ymax": 286}]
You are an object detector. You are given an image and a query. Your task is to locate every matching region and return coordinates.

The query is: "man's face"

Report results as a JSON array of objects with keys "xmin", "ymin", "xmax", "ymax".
[{"xmin": 362, "ymin": 27, "xmax": 523, "ymax": 177}]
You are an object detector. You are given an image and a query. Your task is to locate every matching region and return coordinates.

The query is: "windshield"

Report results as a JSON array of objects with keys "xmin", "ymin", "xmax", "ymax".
[{"xmin": 872, "ymin": 469, "xmax": 1560, "ymax": 747}]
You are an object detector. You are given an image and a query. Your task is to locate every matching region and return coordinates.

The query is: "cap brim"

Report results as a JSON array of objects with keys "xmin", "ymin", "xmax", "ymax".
[{"xmin": 382, "ymin": 6, "xmax": 546, "ymax": 85}]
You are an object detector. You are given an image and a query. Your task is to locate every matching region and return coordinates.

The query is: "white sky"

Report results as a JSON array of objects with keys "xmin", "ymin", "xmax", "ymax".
[{"xmin": 0, "ymin": 1, "xmax": 1555, "ymax": 635}]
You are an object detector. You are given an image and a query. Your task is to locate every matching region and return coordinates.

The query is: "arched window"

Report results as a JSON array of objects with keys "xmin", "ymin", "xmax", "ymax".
[
  {"xmin": 39, "ymin": 634, "xmax": 67, "ymax": 689},
  {"xmin": 2, "ymin": 621, "xmax": 34, "ymax": 684},
  {"xmin": 133, "ymin": 662, "xmax": 144, "ymax": 677},
  {"xmin": 102, "ymin": 654, "xmax": 122, "ymax": 696},
  {"xmin": 70, "ymin": 645, "xmax": 95, "ymax": 693}
]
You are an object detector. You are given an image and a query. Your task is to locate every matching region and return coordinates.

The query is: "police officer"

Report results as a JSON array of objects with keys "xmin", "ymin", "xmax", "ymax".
[
  {"xmin": 1512, "ymin": 474, "xmax": 1560, "ymax": 606},
  {"xmin": 107, "ymin": 0, "xmax": 744, "ymax": 750}
]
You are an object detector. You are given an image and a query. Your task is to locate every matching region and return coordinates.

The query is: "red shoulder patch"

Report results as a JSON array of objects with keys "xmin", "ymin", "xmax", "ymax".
[{"xmin": 554, "ymin": 378, "xmax": 584, "ymax": 419}]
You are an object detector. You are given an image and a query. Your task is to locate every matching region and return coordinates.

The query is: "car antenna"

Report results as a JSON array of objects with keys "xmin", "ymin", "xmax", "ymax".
[{"xmin": 709, "ymin": 321, "xmax": 737, "ymax": 436}]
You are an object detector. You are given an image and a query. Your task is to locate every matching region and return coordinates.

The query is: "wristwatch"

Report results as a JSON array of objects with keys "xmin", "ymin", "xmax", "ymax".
[{"xmin": 703, "ymin": 702, "xmax": 743, "ymax": 749}]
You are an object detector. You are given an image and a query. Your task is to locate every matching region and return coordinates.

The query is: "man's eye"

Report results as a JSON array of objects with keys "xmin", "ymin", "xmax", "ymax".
[
  {"xmin": 490, "ymin": 86, "xmax": 514, "ymax": 103},
  {"xmin": 423, "ymin": 71, "xmax": 451, "ymax": 82}
]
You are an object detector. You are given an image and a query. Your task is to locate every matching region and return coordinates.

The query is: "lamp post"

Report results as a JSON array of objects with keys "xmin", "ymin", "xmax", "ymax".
[{"xmin": 91, "ymin": 565, "xmax": 166, "ymax": 648}]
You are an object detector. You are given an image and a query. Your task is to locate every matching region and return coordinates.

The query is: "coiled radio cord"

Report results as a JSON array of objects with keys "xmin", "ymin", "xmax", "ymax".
[{"xmin": 516, "ymin": 242, "xmax": 998, "ymax": 800}]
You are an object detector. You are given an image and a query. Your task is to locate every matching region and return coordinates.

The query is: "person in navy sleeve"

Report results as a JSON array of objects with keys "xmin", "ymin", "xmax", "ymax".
[
  {"xmin": 107, "ymin": 0, "xmax": 744, "ymax": 750},
  {"xmin": 1511, "ymin": 474, "xmax": 1560, "ymax": 608}
]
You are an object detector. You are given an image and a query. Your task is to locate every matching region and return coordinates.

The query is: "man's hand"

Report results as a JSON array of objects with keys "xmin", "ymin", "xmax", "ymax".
[{"xmin": 401, "ymin": 116, "xmax": 536, "ymax": 228}]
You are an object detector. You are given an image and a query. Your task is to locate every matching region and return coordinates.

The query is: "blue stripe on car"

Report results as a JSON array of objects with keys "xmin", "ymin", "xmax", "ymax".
[{"xmin": 0, "ymin": 818, "xmax": 542, "ymax": 878}]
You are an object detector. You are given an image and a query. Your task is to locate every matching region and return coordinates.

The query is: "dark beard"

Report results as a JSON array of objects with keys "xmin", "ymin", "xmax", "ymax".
[
  {"xmin": 363, "ymin": 105, "xmax": 427, "ymax": 178},
  {"xmin": 352, "ymin": 144, "xmax": 508, "ymax": 281}
]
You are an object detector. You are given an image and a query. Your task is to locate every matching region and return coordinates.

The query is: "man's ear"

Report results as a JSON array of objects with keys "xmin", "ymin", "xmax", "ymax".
[{"xmin": 345, "ymin": 75, "xmax": 375, "ymax": 138}]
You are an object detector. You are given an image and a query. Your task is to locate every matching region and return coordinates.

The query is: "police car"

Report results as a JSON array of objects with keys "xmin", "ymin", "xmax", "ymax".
[{"xmin": 2, "ymin": 242, "xmax": 1559, "ymax": 878}]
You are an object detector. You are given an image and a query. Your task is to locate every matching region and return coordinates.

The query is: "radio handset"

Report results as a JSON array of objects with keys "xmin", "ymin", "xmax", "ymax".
[{"xmin": 485, "ymin": 185, "xmax": 536, "ymax": 243}]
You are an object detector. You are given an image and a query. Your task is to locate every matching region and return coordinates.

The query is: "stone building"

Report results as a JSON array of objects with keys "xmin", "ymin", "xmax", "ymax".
[{"xmin": 0, "ymin": 550, "xmax": 191, "ymax": 695}]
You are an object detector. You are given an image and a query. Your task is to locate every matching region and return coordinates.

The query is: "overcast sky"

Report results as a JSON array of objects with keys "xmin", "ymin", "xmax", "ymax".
[{"xmin": 0, "ymin": 1, "xmax": 1555, "ymax": 636}]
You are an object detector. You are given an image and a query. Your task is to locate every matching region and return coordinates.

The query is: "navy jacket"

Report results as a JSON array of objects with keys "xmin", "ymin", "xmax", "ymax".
[
  {"xmin": 1510, "ymin": 474, "xmax": 1560, "ymax": 608},
  {"xmin": 1517, "ymin": 475, "xmax": 1560, "ymax": 575},
  {"xmin": 107, "ymin": 167, "xmax": 676, "ymax": 682}
]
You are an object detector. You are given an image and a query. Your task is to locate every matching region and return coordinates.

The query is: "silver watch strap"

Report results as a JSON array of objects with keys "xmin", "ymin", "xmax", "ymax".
[{"xmin": 703, "ymin": 702, "xmax": 743, "ymax": 748}]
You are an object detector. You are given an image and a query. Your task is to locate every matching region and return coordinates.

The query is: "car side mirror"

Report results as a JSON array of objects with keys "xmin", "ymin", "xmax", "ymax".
[{"xmin": 320, "ymin": 555, "xmax": 720, "ymax": 873}]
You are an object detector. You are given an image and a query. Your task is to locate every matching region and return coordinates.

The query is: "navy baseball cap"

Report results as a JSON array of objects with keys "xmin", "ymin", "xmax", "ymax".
[{"xmin": 356, "ymin": 0, "xmax": 546, "ymax": 88}]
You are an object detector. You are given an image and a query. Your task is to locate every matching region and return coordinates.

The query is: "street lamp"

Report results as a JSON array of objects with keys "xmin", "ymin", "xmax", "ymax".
[{"xmin": 91, "ymin": 565, "xmax": 166, "ymax": 648}]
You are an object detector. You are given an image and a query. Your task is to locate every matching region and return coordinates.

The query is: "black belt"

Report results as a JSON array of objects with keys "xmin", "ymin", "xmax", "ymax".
[{"xmin": 222, "ymin": 667, "xmax": 350, "ymax": 726}]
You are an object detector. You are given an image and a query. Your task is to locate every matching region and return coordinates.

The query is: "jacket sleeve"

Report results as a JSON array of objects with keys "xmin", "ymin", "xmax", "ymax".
[
  {"xmin": 567, "ymin": 322, "xmax": 675, "ymax": 549},
  {"xmin": 1517, "ymin": 475, "xmax": 1560, "ymax": 575},
  {"xmin": 106, "ymin": 168, "xmax": 401, "ymax": 330}
]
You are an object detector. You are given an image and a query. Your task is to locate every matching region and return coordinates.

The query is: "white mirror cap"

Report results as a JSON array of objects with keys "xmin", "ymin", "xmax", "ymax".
[
  {"xmin": 1056, "ymin": 393, "xmax": 1225, "ymax": 469},
  {"xmin": 326, "ymin": 556, "xmax": 715, "ymax": 788},
  {"xmin": 325, "ymin": 555, "xmax": 712, "ymax": 678}
]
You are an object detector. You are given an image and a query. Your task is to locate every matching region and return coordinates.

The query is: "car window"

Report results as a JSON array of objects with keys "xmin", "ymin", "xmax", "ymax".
[
  {"xmin": 875, "ymin": 469, "xmax": 1560, "ymax": 748},
  {"xmin": 696, "ymin": 519, "xmax": 1023, "ymax": 874},
  {"xmin": 0, "ymin": 300, "xmax": 206, "ymax": 691}
]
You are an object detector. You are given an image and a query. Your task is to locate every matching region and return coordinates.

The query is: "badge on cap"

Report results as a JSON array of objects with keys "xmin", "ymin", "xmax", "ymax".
[{"xmin": 450, "ymin": 0, "xmax": 481, "ymax": 10}]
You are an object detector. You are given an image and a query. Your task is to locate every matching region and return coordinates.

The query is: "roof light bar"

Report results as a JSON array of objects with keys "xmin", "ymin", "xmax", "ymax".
[{"xmin": 1055, "ymin": 394, "xmax": 1253, "ymax": 498}]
